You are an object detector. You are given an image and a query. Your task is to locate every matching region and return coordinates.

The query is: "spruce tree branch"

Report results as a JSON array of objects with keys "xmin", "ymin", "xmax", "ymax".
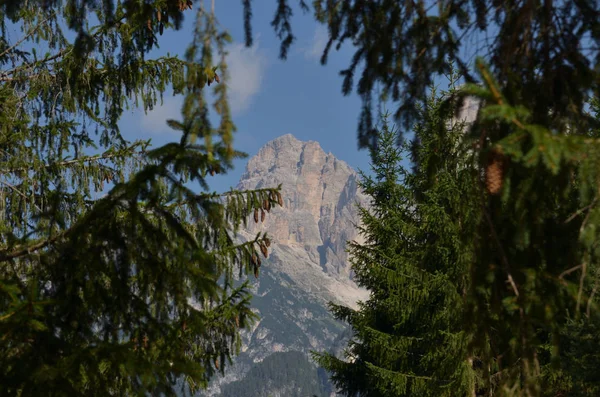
[
  {"xmin": 0, "ymin": 179, "xmax": 42, "ymax": 213},
  {"xmin": 4, "ymin": 18, "xmax": 159, "ymax": 82},
  {"xmin": 1, "ymin": 13, "xmax": 132, "ymax": 81},
  {"xmin": 215, "ymin": 237, "xmax": 262, "ymax": 256},
  {"xmin": 559, "ymin": 264, "xmax": 583, "ymax": 280},
  {"xmin": 0, "ymin": 151, "xmax": 143, "ymax": 174},
  {"xmin": 165, "ymin": 187, "xmax": 282, "ymax": 210},
  {"xmin": 0, "ymin": 71, "xmax": 57, "ymax": 82},
  {"xmin": 1, "ymin": 47, "xmax": 72, "ymax": 80},
  {"xmin": 0, "ymin": 15, "xmax": 132, "ymax": 81},
  {"xmin": 0, "ymin": 12, "xmax": 57, "ymax": 60},
  {"xmin": 0, "ymin": 171, "xmax": 120, "ymax": 261},
  {"xmin": 564, "ymin": 197, "xmax": 598, "ymax": 224},
  {"xmin": 367, "ymin": 362, "xmax": 433, "ymax": 381},
  {"xmin": 0, "ymin": 231, "xmax": 67, "ymax": 262}
]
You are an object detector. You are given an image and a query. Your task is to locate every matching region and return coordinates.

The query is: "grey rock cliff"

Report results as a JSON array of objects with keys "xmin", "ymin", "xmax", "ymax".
[{"xmin": 236, "ymin": 134, "xmax": 369, "ymax": 307}]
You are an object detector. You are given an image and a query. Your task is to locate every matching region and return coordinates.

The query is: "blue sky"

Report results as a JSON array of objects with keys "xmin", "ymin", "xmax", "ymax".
[{"xmin": 119, "ymin": 1, "xmax": 374, "ymax": 194}]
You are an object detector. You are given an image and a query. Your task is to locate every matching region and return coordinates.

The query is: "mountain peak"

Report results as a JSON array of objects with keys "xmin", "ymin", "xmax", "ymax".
[
  {"xmin": 241, "ymin": 134, "xmax": 346, "ymax": 183},
  {"xmin": 237, "ymin": 134, "xmax": 367, "ymax": 287},
  {"xmin": 269, "ymin": 133, "xmax": 300, "ymax": 144}
]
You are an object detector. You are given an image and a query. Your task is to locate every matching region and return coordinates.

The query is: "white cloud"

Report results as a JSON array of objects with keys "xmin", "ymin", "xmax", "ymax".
[
  {"xmin": 139, "ymin": 41, "xmax": 266, "ymax": 135},
  {"xmin": 225, "ymin": 41, "xmax": 268, "ymax": 115},
  {"xmin": 304, "ymin": 25, "xmax": 328, "ymax": 61},
  {"xmin": 140, "ymin": 95, "xmax": 183, "ymax": 136}
]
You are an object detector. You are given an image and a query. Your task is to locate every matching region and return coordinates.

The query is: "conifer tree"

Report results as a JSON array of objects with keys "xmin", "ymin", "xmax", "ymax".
[
  {"xmin": 0, "ymin": 1, "xmax": 281, "ymax": 395},
  {"xmin": 456, "ymin": 63, "xmax": 600, "ymax": 396},
  {"xmin": 313, "ymin": 76, "xmax": 483, "ymax": 396},
  {"xmin": 532, "ymin": 102, "xmax": 600, "ymax": 397}
]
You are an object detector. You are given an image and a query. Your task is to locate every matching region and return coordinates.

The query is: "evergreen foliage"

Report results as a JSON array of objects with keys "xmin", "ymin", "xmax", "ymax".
[
  {"xmin": 313, "ymin": 77, "xmax": 482, "ymax": 396},
  {"xmin": 218, "ymin": 351, "xmax": 330, "ymax": 397},
  {"xmin": 315, "ymin": 71, "xmax": 600, "ymax": 395},
  {"xmin": 539, "ymin": 317, "xmax": 600, "ymax": 396},
  {"xmin": 460, "ymin": 65, "xmax": 600, "ymax": 396},
  {"xmin": 0, "ymin": 1, "xmax": 281, "ymax": 395}
]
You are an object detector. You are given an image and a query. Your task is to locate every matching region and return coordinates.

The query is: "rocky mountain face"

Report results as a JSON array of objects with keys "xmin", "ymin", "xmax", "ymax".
[
  {"xmin": 237, "ymin": 134, "xmax": 370, "ymax": 305},
  {"xmin": 203, "ymin": 134, "xmax": 370, "ymax": 396}
]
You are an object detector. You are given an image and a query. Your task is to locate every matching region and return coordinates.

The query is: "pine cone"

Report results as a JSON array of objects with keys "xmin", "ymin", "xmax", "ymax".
[
  {"xmin": 276, "ymin": 192, "xmax": 283, "ymax": 207},
  {"xmin": 260, "ymin": 243, "xmax": 268, "ymax": 258},
  {"xmin": 253, "ymin": 208, "xmax": 259, "ymax": 223},
  {"xmin": 485, "ymin": 149, "xmax": 506, "ymax": 195},
  {"xmin": 260, "ymin": 208, "xmax": 265, "ymax": 223}
]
